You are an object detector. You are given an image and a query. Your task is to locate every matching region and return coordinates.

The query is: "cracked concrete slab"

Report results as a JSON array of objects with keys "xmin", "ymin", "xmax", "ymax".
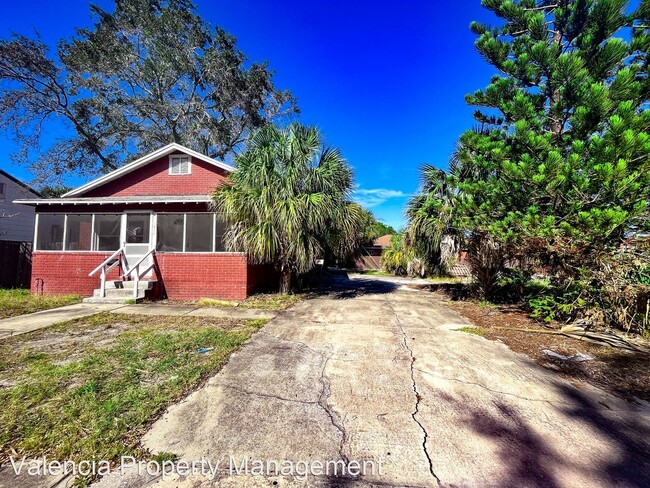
[{"xmin": 89, "ymin": 272, "xmax": 650, "ymax": 487}]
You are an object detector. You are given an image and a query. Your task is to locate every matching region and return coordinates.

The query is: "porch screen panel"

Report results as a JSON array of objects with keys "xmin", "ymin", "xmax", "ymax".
[
  {"xmin": 215, "ymin": 217, "xmax": 227, "ymax": 252},
  {"xmin": 156, "ymin": 214, "xmax": 184, "ymax": 252},
  {"xmin": 94, "ymin": 214, "xmax": 121, "ymax": 251},
  {"xmin": 185, "ymin": 213, "xmax": 213, "ymax": 252},
  {"xmin": 65, "ymin": 214, "xmax": 92, "ymax": 251},
  {"xmin": 36, "ymin": 214, "xmax": 64, "ymax": 250}
]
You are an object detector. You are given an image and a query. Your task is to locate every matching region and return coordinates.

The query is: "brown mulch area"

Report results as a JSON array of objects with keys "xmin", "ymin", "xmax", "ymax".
[{"xmin": 437, "ymin": 293, "xmax": 650, "ymax": 403}]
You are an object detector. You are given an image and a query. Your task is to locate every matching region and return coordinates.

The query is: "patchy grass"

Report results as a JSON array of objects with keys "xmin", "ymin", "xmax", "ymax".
[
  {"xmin": 195, "ymin": 293, "xmax": 302, "ymax": 311},
  {"xmin": 457, "ymin": 326, "xmax": 486, "ymax": 336},
  {"xmin": 427, "ymin": 276, "xmax": 467, "ymax": 284},
  {"xmin": 0, "ymin": 289, "xmax": 81, "ymax": 320},
  {"xmin": 196, "ymin": 297, "xmax": 238, "ymax": 308},
  {"xmin": 353, "ymin": 269, "xmax": 394, "ymax": 277},
  {"xmin": 241, "ymin": 293, "xmax": 302, "ymax": 310},
  {"xmin": 0, "ymin": 312, "xmax": 265, "ymax": 465}
]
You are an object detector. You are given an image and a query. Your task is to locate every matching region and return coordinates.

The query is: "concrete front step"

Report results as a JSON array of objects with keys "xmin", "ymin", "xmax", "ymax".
[
  {"xmin": 106, "ymin": 280, "xmax": 157, "ymax": 290},
  {"xmin": 84, "ymin": 280, "xmax": 156, "ymax": 303},
  {"xmin": 93, "ymin": 289, "xmax": 147, "ymax": 298},
  {"xmin": 82, "ymin": 296, "xmax": 146, "ymax": 304}
]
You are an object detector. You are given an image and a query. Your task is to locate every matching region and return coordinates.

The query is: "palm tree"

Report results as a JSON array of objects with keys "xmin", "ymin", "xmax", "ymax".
[
  {"xmin": 211, "ymin": 123, "xmax": 364, "ymax": 293},
  {"xmin": 405, "ymin": 164, "xmax": 460, "ymax": 273}
]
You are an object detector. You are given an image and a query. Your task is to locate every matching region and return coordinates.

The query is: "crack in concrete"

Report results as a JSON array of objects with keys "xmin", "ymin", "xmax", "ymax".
[
  {"xmin": 258, "ymin": 331, "xmax": 327, "ymax": 357},
  {"xmin": 221, "ymin": 384, "xmax": 318, "ymax": 406},
  {"xmin": 413, "ymin": 368, "xmax": 631, "ymax": 412},
  {"xmin": 318, "ymin": 354, "xmax": 349, "ymax": 466},
  {"xmin": 388, "ymin": 299, "xmax": 442, "ymax": 487},
  {"xmin": 224, "ymin": 338, "xmax": 350, "ymax": 468}
]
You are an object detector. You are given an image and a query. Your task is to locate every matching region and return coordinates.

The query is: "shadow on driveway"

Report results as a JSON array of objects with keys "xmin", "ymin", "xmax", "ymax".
[
  {"xmin": 313, "ymin": 270, "xmax": 398, "ymax": 299},
  {"xmin": 441, "ymin": 382, "xmax": 650, "ymax": 487}
]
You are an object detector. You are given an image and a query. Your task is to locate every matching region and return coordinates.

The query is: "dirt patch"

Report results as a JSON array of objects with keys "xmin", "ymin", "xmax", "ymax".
[{"xmin": 437, "ymin": 295, "xmax": 650, "ymax": 403}]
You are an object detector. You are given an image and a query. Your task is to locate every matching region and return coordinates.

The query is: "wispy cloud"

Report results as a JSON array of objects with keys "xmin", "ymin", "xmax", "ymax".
[{"xmin": 353, "ymin": 187, "xmax": 410, "ymax": 208}]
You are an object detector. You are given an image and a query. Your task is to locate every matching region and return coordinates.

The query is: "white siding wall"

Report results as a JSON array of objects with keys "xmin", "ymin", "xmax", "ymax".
[{"xmin": 0, "ymin": 172, "xmax": 38, "ymax": 242}]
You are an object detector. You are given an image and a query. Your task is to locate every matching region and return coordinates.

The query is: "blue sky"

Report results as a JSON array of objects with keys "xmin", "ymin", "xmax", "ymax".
[{"xmin": 0, "ymin": 0, "xmax": 499, "ymax": 230}]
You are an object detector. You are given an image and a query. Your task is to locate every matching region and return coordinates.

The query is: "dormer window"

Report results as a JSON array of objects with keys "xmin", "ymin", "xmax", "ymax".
[{"xmin": 169, "ymin": 155, "xmax": 191, "ymax": 175}]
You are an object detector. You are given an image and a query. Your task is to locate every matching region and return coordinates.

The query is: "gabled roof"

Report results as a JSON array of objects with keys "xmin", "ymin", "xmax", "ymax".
[
  {"xmin": 372, "ymin": 234, "xmax": 394, "ymax": 248},
  {"xmin": 0, "ymin": 169, "xmax": 42, "ymax": 198},
  {"xmin": 14, "ymin": 195, "xmax": 211, "ymax": 206},
  {"xmin": 63, "ymin": 143, "xmax": 236, "ymax": 197}
]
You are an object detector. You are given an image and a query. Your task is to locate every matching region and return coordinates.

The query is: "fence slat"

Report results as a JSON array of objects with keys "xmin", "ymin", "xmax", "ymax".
[{"xmin": 0, "ymin": 240, "xmax": 32, "ymax": 288}]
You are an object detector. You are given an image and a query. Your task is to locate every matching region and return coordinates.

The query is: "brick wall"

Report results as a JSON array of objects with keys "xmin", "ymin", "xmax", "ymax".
[
  {"xmin": 32, "ymin": 251, "xmax": 276, "ymax": 300},
  {"xmin": 31, "ymin": 252, "xmax": 122, "ymax": 296},
  {"xmin": 154, "ymin": 252, "xmax": 249, "ymax": 300},
  {"xmin": 83, "ymin": 154, "xmax": 229, "ymax": 197}
]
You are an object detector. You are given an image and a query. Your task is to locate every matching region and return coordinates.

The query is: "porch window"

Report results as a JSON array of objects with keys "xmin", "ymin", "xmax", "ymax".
[
  {"xmin": 36, "ymin": 214, "xmax": 65, "ymax": 250},
  {"xmin": 215, "ymin": 218, "xmax": 227, "ymax": 252},
  {"xmin": 65, "ymin": 214, "xmax": 92, "ymax": 251},
  {"xmin": 156, "ymin": 214, "xmax": 184, "ymax": 252},
  {"xmin": 185, "ymin": 213, "xmax": 213, "ymax": 252},
  {"xmin": 94, "ymin": 214, "xmax": 121, "ymax": 251}
]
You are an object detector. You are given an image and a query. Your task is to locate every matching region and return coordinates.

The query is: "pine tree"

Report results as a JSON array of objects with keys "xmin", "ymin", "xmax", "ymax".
[{"xmin": 410, "ymin": 0, "xmax": 650, "ymax": 329}]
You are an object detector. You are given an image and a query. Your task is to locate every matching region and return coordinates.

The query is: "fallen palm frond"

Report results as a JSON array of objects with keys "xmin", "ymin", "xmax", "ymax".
[{"xmin": 491, "ymin": 324, "xmax": 650, "ymax": 354}]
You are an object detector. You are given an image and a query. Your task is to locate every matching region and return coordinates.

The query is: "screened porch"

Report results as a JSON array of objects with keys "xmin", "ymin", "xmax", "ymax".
[{"xmin": 34, "ymin": 212, "xmax": 228, "ymax": 253}]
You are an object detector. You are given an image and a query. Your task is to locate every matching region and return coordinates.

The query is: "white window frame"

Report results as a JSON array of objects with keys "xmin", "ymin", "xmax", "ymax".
[
  {"xmin": 155, "ymin": 212, "xmax": 235, "ymax": 254},
  {"xmin": 168, "ymin": 154, "xmax": 192, "ymax": 175},
  {"xmin": 32, "ymin": 211, "xmax": 241, "ymax": 254}
]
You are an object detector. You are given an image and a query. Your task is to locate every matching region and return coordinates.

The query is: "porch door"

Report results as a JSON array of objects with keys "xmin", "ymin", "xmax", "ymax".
[{"xmin": 122, "ymin": 212, "xmax": 154, "ymax": 278}]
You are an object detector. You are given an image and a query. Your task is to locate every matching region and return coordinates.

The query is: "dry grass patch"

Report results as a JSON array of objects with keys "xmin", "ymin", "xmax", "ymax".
[
  {"xmin": 0, "ymin": 312, "xmax": 266, "ymax": 469},
  {"xmin": 195, "ymin": 293, "xmax": 302, "ymax": 310},
  {"xmin": 0, "ymin": 289, "xmax": 81, "ymax": 319}
]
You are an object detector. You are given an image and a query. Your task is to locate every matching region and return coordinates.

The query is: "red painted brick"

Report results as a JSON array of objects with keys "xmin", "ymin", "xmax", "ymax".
[
  {"xmin": 155, "ymin": 252, "xmax": 249, "ymax": 300},
  {"xmin": 31, "ymin": 252, "xmax": 122, "ymax": 296},
  {"xmin": 83, "ymin": 154, "xmax": 230, "ymax": 197}
]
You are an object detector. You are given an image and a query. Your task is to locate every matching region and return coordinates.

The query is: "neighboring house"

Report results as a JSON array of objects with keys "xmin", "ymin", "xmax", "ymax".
[
  {"xmin": 355, "ymin": 234, "xmax": 393, "ymax": 270},
  {"xmin": 0, "ymin": 169, "xmax": 41, "ymax": 288},
  {"xmin": 15, "ymin": 143, "xmax": 275, "ymax": 301},
  {"xmin": 0, "ymin": 169, "xmax": 41, "ymax": 241}
]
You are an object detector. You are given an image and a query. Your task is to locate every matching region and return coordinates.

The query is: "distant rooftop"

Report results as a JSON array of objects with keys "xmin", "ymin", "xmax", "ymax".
[{"xmin": 372, "ymin": 234, "xmax": 393, "ymax": 248}]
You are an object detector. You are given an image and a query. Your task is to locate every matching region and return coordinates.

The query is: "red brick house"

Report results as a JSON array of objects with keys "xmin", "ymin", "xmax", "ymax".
[{"xmin": 15, "ymin": 143, "xmax": 275, "ymax": 302}]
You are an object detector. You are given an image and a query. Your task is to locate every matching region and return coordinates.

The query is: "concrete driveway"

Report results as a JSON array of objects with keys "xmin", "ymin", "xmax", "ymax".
[{"xmin": 98, "ymin": 272, "xmax": 650, "ymax": 487}]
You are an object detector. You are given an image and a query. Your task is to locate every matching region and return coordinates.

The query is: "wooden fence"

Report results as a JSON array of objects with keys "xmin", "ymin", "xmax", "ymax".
[{"xmin": 0, "ymin": 240, "xmax": 32, "ymax": 288}]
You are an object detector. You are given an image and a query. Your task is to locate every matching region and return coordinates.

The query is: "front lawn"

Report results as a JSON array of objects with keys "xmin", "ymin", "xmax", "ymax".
[
  {"xmin": 0, "ymin": 289, "xmax": 81, "ymax": 320},
  {"xmin": 0, "ymin": 312, "xmax": 266, "ymax": 470}
]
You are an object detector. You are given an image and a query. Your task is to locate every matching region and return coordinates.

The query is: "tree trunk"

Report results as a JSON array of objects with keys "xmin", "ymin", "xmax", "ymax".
[
  {"xmin": 548, "ymin": 12, "xmax": 563, "ymax": 138},
  {"xmin": 279, "ymin": 268, "xmax": 292, "ymax": 294}
]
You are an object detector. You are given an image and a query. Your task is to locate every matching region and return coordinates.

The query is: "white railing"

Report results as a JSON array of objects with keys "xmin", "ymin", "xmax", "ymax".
[
  {"xmin": 123, "ymin": 249, "xmax": 156, "ymax": 299},
  {"xmin": 89, "ymin": 247, "xmax": 125, "ymax": 298}
]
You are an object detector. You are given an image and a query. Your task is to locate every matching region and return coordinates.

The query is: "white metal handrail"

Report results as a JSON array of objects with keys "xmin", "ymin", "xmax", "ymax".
[
  {"xmin": 123, "ymin": 248, "xmax": 156, "ymax": 299},
  {"xmin": 88, "ymin": 247, "xmax": 125, "ymax": 298}
]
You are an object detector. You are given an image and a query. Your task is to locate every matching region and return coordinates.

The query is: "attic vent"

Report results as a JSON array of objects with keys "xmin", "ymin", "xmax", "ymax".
[{"xmin": 169, "ymin": 155, "xmax": 191, "ymax": 175}]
